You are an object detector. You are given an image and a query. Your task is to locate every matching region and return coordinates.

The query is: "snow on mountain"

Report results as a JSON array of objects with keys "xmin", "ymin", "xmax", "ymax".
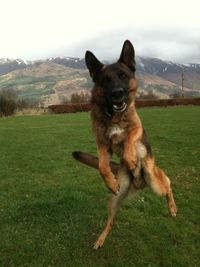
[
  {"xmin": 136, "ymin": 57, "xmax": 200, "ymax": 74},
  {"xmin": 0, "ymin": 58, "xmax": 32, "ymax": 75},
  {"xmin": 0, "ymin": 58, "xmax": 30, "ymax": 65}
]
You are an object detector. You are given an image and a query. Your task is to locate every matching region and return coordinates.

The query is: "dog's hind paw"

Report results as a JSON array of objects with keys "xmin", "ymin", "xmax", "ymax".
[
  {"xmin": 93, "ymin": 238, "xmax": 104, "ymax": 250},
  {"xmin": 169, "ymin": 203, "xmax": 177, "ymax": 217}
]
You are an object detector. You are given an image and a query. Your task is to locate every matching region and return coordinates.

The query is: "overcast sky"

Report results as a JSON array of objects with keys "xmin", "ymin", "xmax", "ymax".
[{"xmin": 1, "ymin": 0, "xmax": 200, "ymax": 63}]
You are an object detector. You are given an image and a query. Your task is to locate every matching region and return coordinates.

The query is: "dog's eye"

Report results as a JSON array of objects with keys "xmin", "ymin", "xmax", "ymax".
[{"xmin": 118, "ymin": 72, "xmax": 128, "ymax": 80}]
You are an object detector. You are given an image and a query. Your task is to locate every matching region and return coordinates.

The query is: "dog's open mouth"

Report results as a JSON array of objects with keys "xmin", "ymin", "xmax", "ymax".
[{"xmin": 113, "ymin": 101, "xmax": 127, "ymax": 112}]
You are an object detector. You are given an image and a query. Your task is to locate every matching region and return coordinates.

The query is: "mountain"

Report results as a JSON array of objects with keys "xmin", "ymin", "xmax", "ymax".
[
  {"xmin": 0, "ymin": 57, "xmax": 86, "ymax": 76},
  {"xmin": 0, "ymin": 56, "xmax": 200, "ymax": 105},
  {"xmin": 47, "ymin": 57, "xmax": 86, "ymax": 69},
  {"xmin": 136, "ymin": 57, "xmax": 200, "ymax": 92},
  {"xmin": 0, "ymin": 58, "xmax": 31, "ymax": 75}
]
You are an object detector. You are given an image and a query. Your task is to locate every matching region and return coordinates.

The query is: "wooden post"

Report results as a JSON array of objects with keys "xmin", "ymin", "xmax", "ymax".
[{"xmin": 181, "ymin": 72, "xmax": 184, "ymax": 98}]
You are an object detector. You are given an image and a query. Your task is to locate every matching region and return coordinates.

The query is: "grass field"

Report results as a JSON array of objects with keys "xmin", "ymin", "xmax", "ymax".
[{"xmin": 0, "ymin": 106, "xmax": 200, "ymax": 267}]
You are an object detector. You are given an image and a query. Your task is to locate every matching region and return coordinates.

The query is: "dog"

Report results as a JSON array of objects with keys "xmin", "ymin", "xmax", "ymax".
[{"xmin": 72, "ymin": 40, "xmax": 177, "ymax": 249}]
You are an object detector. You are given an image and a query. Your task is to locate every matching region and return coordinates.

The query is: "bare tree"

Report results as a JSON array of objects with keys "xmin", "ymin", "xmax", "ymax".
[{"xmin": 70, "ymin": 91, "xmax": 90, "ymax": 104}]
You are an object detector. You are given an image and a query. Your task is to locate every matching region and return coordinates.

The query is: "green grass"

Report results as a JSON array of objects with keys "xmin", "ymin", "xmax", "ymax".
[{"xmin": 0, "ymin": 106, "xmax": 200, "ymax": 267}]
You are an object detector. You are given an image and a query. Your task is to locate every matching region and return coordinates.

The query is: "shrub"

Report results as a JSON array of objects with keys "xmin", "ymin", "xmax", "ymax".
[{"xmin": 0, "ymin": 89, "xmax": 17, "ymax": 117}]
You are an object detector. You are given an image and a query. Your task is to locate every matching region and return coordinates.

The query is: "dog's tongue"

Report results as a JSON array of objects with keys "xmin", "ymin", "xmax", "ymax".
[{"xmin": 116, "ymin": 102, "xmax": 123, "ymax": 107}]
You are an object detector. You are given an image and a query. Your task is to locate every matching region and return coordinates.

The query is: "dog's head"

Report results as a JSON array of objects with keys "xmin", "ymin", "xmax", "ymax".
[{"xmin": 85, "ymin": 40, "xmax": 137, "ymax": 114}]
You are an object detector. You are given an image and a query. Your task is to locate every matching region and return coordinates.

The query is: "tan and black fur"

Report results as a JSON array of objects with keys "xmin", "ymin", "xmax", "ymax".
[
  {"xmin": 72, "ymin": 40, "xmax": 177, "ymax": 249},
  {"xmin": 73, "ymin": 150, "xmax": 177, "ymax": 250}
]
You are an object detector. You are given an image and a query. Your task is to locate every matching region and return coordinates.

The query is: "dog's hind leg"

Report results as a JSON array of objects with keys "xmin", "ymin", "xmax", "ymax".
[
  {"xmin": 93, "ymin": 167, "xmax": 134, "ymax": 250},
  {"xmin": 143, "ymin": 156, "xmax": 177, "ymax": 217}
]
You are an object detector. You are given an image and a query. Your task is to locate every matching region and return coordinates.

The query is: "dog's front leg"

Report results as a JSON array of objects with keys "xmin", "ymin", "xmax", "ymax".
[
  {"xmin": 98, "ymin": 146, "xmax": 120, "ymax": 195},
  {"xmin": 123, "ymin": 124, "xmax": 143, "ymax": 171}
]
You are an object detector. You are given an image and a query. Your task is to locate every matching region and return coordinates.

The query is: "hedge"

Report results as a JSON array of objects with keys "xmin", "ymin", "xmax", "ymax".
[{"xmin": 48, "ymin": 98, "xmax": 200, "ymax": 114}]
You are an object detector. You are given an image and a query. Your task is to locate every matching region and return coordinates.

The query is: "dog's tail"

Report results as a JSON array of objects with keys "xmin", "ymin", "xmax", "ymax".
[{"xmin": 72, "ymin": 151, "xmax": 119, "ymax": 174}]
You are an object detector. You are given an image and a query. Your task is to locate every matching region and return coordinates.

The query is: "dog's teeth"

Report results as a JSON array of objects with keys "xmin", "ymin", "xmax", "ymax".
[{"xmin": 113, "ymin": 102, "xmax": 127, "ymax": 112}]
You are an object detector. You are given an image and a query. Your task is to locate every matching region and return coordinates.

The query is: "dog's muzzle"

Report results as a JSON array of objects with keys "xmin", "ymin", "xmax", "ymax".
[{"xmin": 111, "ymin": 88, "xmax": 127, "ymax": 112}]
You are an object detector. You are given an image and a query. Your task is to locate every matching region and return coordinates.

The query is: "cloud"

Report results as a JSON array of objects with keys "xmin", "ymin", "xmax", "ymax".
[{"xmin": 65, "ymin": 25, "xmax": 200, "ymax": 64}]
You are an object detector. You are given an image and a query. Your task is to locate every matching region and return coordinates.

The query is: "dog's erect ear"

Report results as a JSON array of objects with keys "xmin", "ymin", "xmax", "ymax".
[
  {"xmin": 85, "ymin": 51, "xmax": 103, "ymax": 82},
  {"xmin": 118, "ymin": 40, "xmax": 136, "ymax": 72}
]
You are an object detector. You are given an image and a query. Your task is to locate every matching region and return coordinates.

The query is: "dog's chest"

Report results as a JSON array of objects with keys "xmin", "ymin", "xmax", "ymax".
[{"xmin": 107, "ymin": 125, "xmax": 125, "ymax": 145}]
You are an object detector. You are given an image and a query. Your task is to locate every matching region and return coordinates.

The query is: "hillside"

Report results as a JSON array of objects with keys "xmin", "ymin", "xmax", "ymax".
[
  {"xmin": 0, "ymin": 56, "xmax": 200, "ymax": 106},
  {"xmin": 0, "ymin": 62, "xmax": 92, "ymax": 105}
]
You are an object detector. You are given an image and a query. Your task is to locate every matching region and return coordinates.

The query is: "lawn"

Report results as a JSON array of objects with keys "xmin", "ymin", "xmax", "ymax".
[{"xmin": 0, "ymin": 106, "xmax": 200, "ymax": 267}]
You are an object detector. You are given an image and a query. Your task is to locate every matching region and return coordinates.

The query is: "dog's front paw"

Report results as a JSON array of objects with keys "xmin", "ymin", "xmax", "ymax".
[
  {"xmin": 107, "ymin": 178, "xmax": 120, "ymax": 195},
  {"xmin": 123, "ymin": 155, "xmax": 137, "ymax": 171}
]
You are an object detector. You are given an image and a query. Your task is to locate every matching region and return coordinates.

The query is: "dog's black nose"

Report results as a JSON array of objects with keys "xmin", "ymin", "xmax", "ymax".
[{"xmin": 111, "ymin": 88, "xmax": 124, "ymax": 100}]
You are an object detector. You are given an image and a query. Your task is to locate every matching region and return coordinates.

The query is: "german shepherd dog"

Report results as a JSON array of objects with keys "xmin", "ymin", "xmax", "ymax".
[{"xmin": 73, "ymin": 40, "xmax": 177, "ymax": 249}]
